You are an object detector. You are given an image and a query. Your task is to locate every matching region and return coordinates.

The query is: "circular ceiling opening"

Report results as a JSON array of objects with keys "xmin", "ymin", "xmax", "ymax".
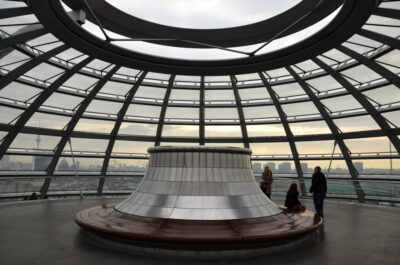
[{"xmin": 105, "ymin": 0, "xmax": 302, "ymax": 29}]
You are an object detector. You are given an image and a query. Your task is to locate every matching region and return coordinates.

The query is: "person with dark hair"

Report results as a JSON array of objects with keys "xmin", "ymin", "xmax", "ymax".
[
  {"xmin": 285, "ymin": 183, "xmax": 305, "ymax": 212},
  {"xmin": 260, "ymin": 166, "xmax": 273, "ymax": 199},
  {"xmin": 28, "ymin": 192, "xmax": 38, "ymax": 200},
  {"xmin": 310, "ymin": 166, "xmax": 327, "ymax": 218}
]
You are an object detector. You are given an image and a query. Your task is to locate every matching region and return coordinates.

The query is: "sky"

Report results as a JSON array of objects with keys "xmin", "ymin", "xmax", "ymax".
[{"xmin": 77, "ymin": 0, "xmax": 341, "ymax": 60}]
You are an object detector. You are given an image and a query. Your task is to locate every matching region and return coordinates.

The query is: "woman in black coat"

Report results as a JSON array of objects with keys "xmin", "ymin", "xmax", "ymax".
[{"xmin": 285, "ymin": 183, "xmax": 305, "ymax": 212}]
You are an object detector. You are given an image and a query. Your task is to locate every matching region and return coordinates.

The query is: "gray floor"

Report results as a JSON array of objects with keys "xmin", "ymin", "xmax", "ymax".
[{"xmin": 0, "ymin": 197, "xmax": 399, "ymax": 265}]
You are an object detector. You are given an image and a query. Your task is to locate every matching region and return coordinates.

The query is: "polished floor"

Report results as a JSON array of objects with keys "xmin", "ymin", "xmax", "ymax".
[{"xmin": 0, "ymin": 197, "xmax": 399, "ymax": 265}]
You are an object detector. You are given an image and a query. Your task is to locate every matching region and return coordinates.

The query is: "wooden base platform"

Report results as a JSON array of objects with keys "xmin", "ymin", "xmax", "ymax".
[{"xmin": 75, "ymin": 203, "xmax": 322, "ymax": 249}]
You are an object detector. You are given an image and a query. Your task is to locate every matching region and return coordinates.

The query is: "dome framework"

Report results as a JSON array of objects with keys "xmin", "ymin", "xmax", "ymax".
[{"xmin": 0, "ymin": 0, "xmax": 399, "ymax": 205}]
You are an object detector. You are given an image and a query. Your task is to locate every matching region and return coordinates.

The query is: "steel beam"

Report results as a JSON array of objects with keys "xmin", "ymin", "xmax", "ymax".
[
  {"xmin": 0, "ymin": 56, "xmax": 94, "ymax": 162},
  {"xmin": 97, "ymin": 70, "xmax": 147, "ymax": 195},
  {"xmin": 358, "ymin": 29, "xmax": 400, "ymax": 50},
  {"xmin": 0, "ymin": 7, "xmax": 31, "ymax": 19},
  {"xmin": 337, "ymin": 45, "xmax": 400, "ymax": 89},
  {"xmin": 373, "ymin": 7, "xmax": 400, "ymax": 20},
  {"xmin": 0, "ymin": 24, "xmax": 47, "ymax": 50},
  {"xmin": 41, "ymin": 65, "xmax": 120, "ymax": 197},
  {"xmin": 199, "ymin": 76, "xmax": 205, "ymax": 145},
  {"xmin": 286, "ymin": 66, "xmax": 365, "ymax": 202},
  {"xmin": 258, "ymin": 72, "xmax": 306, "ymax": 196},
  {"xmin": 154, "ymin": 74, "xmax": 175, "ymax": 146},
  {"xmin": 230, "ymin": 75, "xmax": 249, "ymax": 148},
  {"xmin": 0, "ymin": 44, "xmax": 68, "ymax": 90},
  {"xmin": 313, "ymin": 57, "xmax": 400, "ymax": 154}
]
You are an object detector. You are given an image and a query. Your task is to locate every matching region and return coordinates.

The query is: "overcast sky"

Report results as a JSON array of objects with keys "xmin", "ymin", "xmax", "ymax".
[{"xmin": 79, "ymin": 1, "xmax": 341, "ymax": 60}]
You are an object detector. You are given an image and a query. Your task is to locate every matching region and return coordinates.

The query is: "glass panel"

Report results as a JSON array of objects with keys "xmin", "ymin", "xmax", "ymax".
[
  {"xmin": 55, "ymin": 157, "xmax": 104, "ymax": 172},
  {"xmin": 43, "ymin": 92, "xmax": 82, "ymax": 109},
  {"xmin": 169, "ymin": 89, "xmax": 199, "ymax": 101},
  {"xmin": 238, "ymin": 87, "xmax": 269, "ymax": 100},
  {"xmin": 243, "ymin": 106, "xmax": 279, "ymax": 119},
  {"xmin": 69, "ymin": 138, "xmax": 108, "ymax": 152},
  {"xmin": 0, "ymin": 155, "xmax": 33, "ymax": 171},
  {"xmin": 250, "ymin": 142, "xmax": 291, "ymax": 155},
  {"xmin": 0, "ymin": 178, "xmax": 44, "ymax": 195},
  {"xmin": 321, "ymin": 95, "xmax": 362, "ymax": 112},
  {"xmin": 24, "ymin": 63, "xmax": 64, "ymax": 81},
  {"xmin": 345, "ymin": 137, "xmax": 392, "ymax": 153},
  {"xmin": 0, "ymin": 82, "xmax": 40, "ymax": 102},
  {"xmin": 246, "ymin": 124, "xmax": 286, "ymax": 137},
  {"xmin": 126, "ymin": 104, "xmax": 162, "ymax": 118},
  {"xmin": 205, "ymin": 108, "xmax": 239, "ymax": 120},
  {"xmin": 86, "ymin": 99, "xmax": 123, "ymax": 114},
  {"xmin": 26, "ymin": 113, "xmax": 71, "ymax": 130},
  {"xmin": 306, "ymin": 75, "xmax": 342, "ymax": 92},
  {"xmin": 74, "ymin": 119, "xmax": 115, "ymax": 133},
  {"xmin": 107, "ymin": 159, "xmax": 148, "ymax": 172},
  {"xmin": 63, "ymin": 74, "xmax": 99, "ymax": 89},
  {"xmin": 135, "ymin": 85, "xmax": 166, "ymax": 100},
  {"xmin": 0, "ymin": 50, "xmax": 30, "ymax": 71},
  {"xmin": 362, "ymin": 85, "xmax": 400, "ymax": 105},
  {"xmin": 290, "ymin": 120, "xmax": 331, "ymax": 135},
  {"xmin": 205, "ymin": 89, "xmax": 235, "ymax": 101},
  {"xmin": 340, "ymin": 64, "xmax": 383, "ymax": 84},
  {"xmin": 0, "ymin": 106, "xmax": 23, "ymax": 124},
  {"xmin": 382, "ymin": 110, "xmax": 400, "ymax": 127},
  {"xmin": 282, "ymin": 102, "xmax": 319, "ymax": 116},
  {"xmin": 162, "ymin": 125, "xmax": 199, "ymax": 137},
  {"xmin": 375, "ymin": 50, "xmax": 400, "ymax": 74},
  {"xmin": 296, "ymin": 140, "xmax": 339, "ymax": 155},
  {"xmin": 48, "ymin": 176, "xmax": 99, "ymax": 193},
  {"xmin": 205, "ymin": 125, "xmax": 242, "ymax": 137},
  {"xmin": 100, "ymin": 81, "xmax": 132, "ymax": 96},
  {"xmin": 165, "ymin": 107, "xmax": 198, "ymax": 119},
  {"xmin": 334, "ymin": 115, "xmax": 380, "ymax": 132},
  {"xmin": 112, "ymin": 141, "xmax": 154, "ymax": 153},
  {"xmin": 9, "ymin": 134, "xmax": 60, "ymax": 150},
  {"xmin": 119, "ymin": 122, "xmax": 158, "ymax": 135},
  {"xmin": 272, "ymin": 82, "xmax": 306, "ymax": 97},
  {"xmin": 103, "ymin": 176, "xmax": 142, "ymax": 192}
]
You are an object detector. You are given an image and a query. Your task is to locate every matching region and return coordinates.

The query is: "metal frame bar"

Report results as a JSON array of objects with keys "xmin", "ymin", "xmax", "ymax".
[
  {"xmin": 0, "ymin": 7, "xmax": 31, "ymax": 19},
  {"xmin": 0, "ymin": 56, "xmax": 94, "ymax": 162},
  {"xmin": 337, "ymin": 45, "xmax": 400, "ymax": 89},
  {"xmin": 40, "ymin": 65, "xmax": 120, "ymax": 197},
  {"xmin": 97, "ymin": 70, "xmax": 147, "ymax": 195},
  {"xmin": 0, "ymin": 44, "xmax": 68, "ymax": 90},
  {"xmin": 373, "ymin": 7, "xmax": 400, "ymax": 20},
  {"xmin": 0, "ymin": 24, "xmax": 47, "ymax": 50},
  {"xmin": 258, "ymin": 72, "xmax": 306, "ymax": 196},
  {"xmin": 154, "ymin": 74, "xmax": 175, "ymax": 146},
  {"xmin": 313, "ymin": 57, "xmax": 400, "ymax": 154},
  {"xmin": 199, "ymin": 76, "xmax": 205, "ymax": 145},
  {"xmin": 286, "ymin": 66, "xmax": 365, "ymax": 202},
  {"xmin": 230, "ymin": 75, "xmax": 249, "ymax": 148}
]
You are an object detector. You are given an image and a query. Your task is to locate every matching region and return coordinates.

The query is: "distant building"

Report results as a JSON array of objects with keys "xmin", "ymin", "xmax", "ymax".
[
  {"xmin": 58, "ymin": 158, "xmax": 70, "ymax": 171},
  {"xmin": 0, "ymin": 155, "xmax": 10, "ymax": 169},
  {"xmin": 265, "ymin": 162, "xmax": 275, "ymax": 172},
  {"xmin": 34, "ymin": 156, "xmax": 51, "ymax": 171},
  {"xmin": 354, "ymin": 162, "xmax": 364, "ymax": 173},
  {"xmin": 301, "ymin": 163, "xmax": 308, "ymax": 173},
  {"xmin": 278, "ymin": 162, "xmax": 291, "ymax": 173},
  {"xmin": 252, "ymin": 162, "xmax": 262, "ymax": 173}
]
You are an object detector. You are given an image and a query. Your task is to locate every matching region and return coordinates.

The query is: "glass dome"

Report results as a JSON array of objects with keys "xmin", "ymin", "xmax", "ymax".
[{"xmin": 0, "ymin": 0, "xmax": 399, "ymax": 205}]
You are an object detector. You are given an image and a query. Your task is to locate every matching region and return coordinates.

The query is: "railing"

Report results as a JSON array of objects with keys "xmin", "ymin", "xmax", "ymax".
[{"xmin": 0, "ymin": 175, "xmax": 398, "ymax": 206}]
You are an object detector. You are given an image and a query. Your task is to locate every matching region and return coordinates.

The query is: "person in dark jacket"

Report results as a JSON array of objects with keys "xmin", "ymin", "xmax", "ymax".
[
  {"xmin": 260, "ymin": 166, "xmax": 273, "ymax": 199},
  {"xmin": 309, "ymin": 166, "xmax": 327, "ymax": 218},
  {"xmin": 285, "ymin": 183, "xmax": 305, "ymax": 212}
]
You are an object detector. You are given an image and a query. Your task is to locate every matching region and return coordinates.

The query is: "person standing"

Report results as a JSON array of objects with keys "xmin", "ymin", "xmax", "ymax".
[
  {"xmin": 260, "ymin": 166, "xmax": 273, "ymax": 199},
  {"xmin": 310, "ymin": 166, "xmax": 327, "ymax": 218}
]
